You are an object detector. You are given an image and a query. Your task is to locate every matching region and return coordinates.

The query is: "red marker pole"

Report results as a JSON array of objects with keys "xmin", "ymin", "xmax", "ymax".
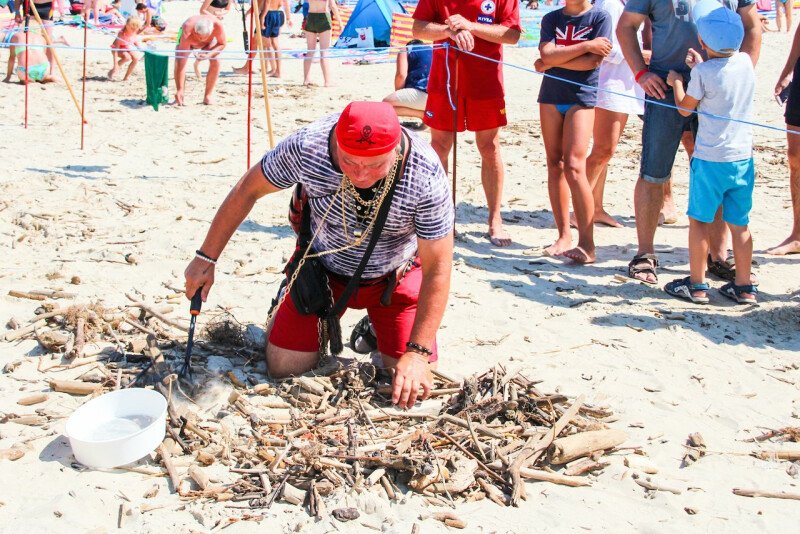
[
  {"xmin": 247, "ymin": 7, "xmax": 254, "ymax": 169},
  {"xmin": 24, "ymin": 4, "xmax": 29, "ymax": 128},
  {"xmin": 81, "ymin": 12, "xmax": 88, "ymax": 150}
]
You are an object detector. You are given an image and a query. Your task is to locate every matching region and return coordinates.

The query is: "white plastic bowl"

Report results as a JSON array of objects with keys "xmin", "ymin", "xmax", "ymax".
[{"xmin": 65, "ymin": 388, "xmax": 167, "ymax": 469}]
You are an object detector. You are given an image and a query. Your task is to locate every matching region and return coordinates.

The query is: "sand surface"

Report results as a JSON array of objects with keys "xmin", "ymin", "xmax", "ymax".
[{"xmin": 1, "ymin": 2, "xmax": 799, "ymax": 533}]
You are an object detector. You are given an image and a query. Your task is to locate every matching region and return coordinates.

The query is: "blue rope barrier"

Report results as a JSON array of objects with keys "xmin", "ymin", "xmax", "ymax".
[
  {"xmin": 452, "ymin": 47, "xmax": 798, "ymax": 137},
  {"xmin": 3, "ymin": 20, "xmax": 794, "ymax": 137}
]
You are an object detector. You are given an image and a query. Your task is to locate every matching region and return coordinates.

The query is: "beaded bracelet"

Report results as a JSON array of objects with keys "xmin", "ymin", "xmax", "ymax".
[
  {"xmin": 195, "ymin": 249, "xmax": 218, "ymax": 265},
  {"xmin": 406, "ymin": 341, "xmax": 432, "ymax": 356}
]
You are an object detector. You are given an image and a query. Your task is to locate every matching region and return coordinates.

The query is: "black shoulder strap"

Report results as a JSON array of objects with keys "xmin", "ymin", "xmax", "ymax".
[{"xmin": 329, "ymin": 133, "xmax": 410, "ymax": 317}]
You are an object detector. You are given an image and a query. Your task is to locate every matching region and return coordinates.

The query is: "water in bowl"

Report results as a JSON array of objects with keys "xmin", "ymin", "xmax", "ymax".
[{"xmin": 89, "ymin": 414, "xmax": 155, "ymax": 441}]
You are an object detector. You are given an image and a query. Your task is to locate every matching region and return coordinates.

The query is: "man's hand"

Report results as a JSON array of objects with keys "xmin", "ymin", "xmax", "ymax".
[
  {"xmin": 185, "ymin": 257, "xmax": 215, "ymax": 302},
  {"xmin": 685, "ymin": 48, "xmax": 703, "ymax": 69},
  {"xmin": 448, "ymin": 29, "xmax": 475, "ymax": 51},
  {"xmin": 666, "ymin": 70, "xmax": 682, "ymax": 88},
  {"xmin": 586, "ymin": 37, "xmax": 612, "ymax": 56},
  {"xmin": 14, "ymin": 12, "xmax": 22, "ymax": 24},
  {"xmin": 391, "ymin": 352, "xmax": 433, "ymax": 409},
  {"xmin": 638, "ymin": 71, "xmax": 668, "ymax": 99},
  {"xmin": 445, "ymin": 14, "xmax": 473, "ymax": 33}
]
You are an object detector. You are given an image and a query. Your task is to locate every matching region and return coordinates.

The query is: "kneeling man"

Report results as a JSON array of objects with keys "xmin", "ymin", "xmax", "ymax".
[{"xmin": 184, "ymin": 102, "xmax": 454, "ymax": 408}]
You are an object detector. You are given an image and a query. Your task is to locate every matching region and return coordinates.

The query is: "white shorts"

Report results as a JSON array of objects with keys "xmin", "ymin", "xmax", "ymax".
[{"xmin": 384, "ymin": 88, "xmax": 428, "ymax": 111}]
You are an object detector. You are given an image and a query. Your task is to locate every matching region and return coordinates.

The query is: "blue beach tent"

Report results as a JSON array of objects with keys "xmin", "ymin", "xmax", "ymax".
[{"xmin": 334, "ymin": 0, "xmax": 407, "ymax": 48}]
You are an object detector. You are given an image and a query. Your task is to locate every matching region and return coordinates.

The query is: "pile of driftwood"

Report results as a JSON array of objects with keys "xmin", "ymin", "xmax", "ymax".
[
  {"xmin": 3, "ymin": 292, "xmax": 632, "ymax": 525},
  {"xmin": 201, "ymin": 366, "xmax": 628, "ymax": 514}
]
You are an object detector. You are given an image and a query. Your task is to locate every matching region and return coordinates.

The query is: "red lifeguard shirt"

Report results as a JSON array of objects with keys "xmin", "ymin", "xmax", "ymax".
[{"xmin": 412, "ymin": 0, "xmax": 522, "ymax": 100}]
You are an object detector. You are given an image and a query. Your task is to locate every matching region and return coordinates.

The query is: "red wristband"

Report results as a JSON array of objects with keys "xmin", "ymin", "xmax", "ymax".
[{"xmin": 634, "ymin": 68, "xmax": 649, "ymax": 83}]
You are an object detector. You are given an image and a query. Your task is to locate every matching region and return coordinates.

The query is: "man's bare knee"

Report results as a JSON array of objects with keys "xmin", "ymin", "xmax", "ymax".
[{"xmin": 265, "ymin": 344, "xmax": 319, "ymax": 378}]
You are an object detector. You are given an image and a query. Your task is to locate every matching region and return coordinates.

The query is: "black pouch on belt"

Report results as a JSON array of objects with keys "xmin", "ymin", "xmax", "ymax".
[
  {"xmin": 286, "ymin": 189, "xmax": 332, "ymax": 316},
  {"xmin": 287, "ymin": 255, "xmax": 330, "ymax": 315}
]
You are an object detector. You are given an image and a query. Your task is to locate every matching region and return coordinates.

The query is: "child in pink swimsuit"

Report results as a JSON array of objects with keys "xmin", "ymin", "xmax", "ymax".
[{"xmin": 109, "ymin": 16, "xmax": 142, "ymax": 81}]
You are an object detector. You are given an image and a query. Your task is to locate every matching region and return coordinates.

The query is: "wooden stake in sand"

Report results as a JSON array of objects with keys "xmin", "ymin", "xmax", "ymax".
[
  {"xmin": 27, "ymin": 0, "xmax": 86, "ymax": 124},
  {"xmin": 251, "ymin": 0, "xmax": 276, "ymax": 149}
]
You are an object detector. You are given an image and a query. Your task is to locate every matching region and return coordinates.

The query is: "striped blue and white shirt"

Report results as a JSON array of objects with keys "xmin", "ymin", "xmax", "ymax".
[{"xmin": 261, "ymin": 114, "xmax": 454, "ymax": 279}]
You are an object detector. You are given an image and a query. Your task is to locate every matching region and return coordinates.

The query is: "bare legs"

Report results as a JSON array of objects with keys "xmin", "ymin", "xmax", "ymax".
[
  {"xmin": 387, "ymin": 105, "xmax": 425, "ymax": 119},
  {"xmin": 429, "ymin": 127, "xmax": 453, "ymax": 174},
  {"xmin": 268, "ymin": 36, "xmax": 282, "ymax": 78},
  {"xmin": 777, "ymin": 0, "xmax": 792, "ymax": 33},
  {"xmin": 768, "ymin": 124, "xmax": 800, "ymax": 254},
  {"xmin": 203, "ymin": 55, "xmax": 221, "ymax": 105},
  {"xmin": 303, "ymin": 30, "xmax": 333, "ymax": 86},
  {"xmin": 585, "ymin": 108, "xmax": 627, "ymax": 228},
  {"xmin": 475, "ymin": 128, "xmax": 511, "ymax": 246},
  {"xmin": 174, "ymin": 55, "xmax": 188, "ymax": 105},
  {"xmin": 318, "ymin": 30, "xmax": 332, "ymax": 87},
  {"xmin": 658, "ymin": 131, "xmax": 693, "ymax": 224},
  {"xmin": 688, "ymin": 217, "xmax": 710, "ymax": 299},
  {"xmin": 728, "ymin": 223, "xmax": 754, "ymax": 293},
  {"xmin": 429, "ymin": 127, "xmax": 511, "ymax": 246},
  {"xmin": 266, "ymin": 343, "xmax": 320, "ymax": 378},
  {"xmin": 540, "ymin": 104, "xmax": 596, "ymax": 263},
  {"xmin": 633, "ymin": 176, "xmax": 663, "ymax": 283},
  {"xmin": 108, "ymin": 50, "xmax": 137, "ymax": 81}
]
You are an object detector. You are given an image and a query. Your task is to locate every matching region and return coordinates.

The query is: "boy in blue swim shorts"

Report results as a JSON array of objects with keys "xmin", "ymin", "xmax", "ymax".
[{"xmin": 664, "ymin": 2, "xmax": 757, "ymax": 305}]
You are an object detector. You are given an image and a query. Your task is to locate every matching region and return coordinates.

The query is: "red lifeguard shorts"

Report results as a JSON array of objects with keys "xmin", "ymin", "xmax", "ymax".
[
  {"xmin": 268, "ymin": 261, "xmax": 438, "ymax": 362},
  {"xmin": 423, "ymin": 92, "xmax": 508, "ymax": 132}
]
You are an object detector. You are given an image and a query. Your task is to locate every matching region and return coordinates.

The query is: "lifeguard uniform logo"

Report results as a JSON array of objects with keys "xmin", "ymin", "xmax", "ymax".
[{"xmin": 477, "ymin": 0, "xmax": 495, "ymax": 23}]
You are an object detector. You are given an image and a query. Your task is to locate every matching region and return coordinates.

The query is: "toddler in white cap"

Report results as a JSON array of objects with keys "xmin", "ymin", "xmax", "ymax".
[{"xmin": 663, "ymin": 0, "xmax": 758, "ymax": 305}]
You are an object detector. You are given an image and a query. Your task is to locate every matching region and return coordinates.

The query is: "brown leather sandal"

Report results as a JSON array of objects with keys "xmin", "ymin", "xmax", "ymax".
[{"xmin": 628, "ymin": 253, "xmax": 659, "ymax": 285}]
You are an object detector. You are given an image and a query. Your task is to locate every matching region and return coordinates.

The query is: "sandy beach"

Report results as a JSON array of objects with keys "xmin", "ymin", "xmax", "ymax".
[{"xmin": 1, "ymin": 2, "xmax": 799, "ymax": 532}]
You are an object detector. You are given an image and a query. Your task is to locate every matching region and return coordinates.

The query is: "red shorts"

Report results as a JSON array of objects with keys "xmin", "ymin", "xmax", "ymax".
[
  {"xmin": 268, "ymin": 261, "xmax": 438, "ymax": 362},
  {"xmin": 423, "ymin": 92, "xmax": 508, "ymax": 132}
]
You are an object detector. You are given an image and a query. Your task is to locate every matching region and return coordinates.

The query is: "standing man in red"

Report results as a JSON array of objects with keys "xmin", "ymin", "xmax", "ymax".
[{"xmin": 412, "ymin": 0, "xmax": 522, "ymax": 247}]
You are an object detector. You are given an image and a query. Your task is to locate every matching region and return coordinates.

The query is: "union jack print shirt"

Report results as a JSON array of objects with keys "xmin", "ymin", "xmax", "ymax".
[{"xmin": 537, "ymin": 6, "xmax": 612, "ymax": 107}]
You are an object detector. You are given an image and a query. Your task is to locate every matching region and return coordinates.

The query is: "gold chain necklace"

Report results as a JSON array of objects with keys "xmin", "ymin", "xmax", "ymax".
[
  {"xmin": 343, "ymin": 177, "xmax": 387, "ymax": 208},
  {"xmin": 264, "ymin": 151, "xmax": 402, "ymax": 351},
  {"xmin": 339, "ymin": 154, "xmax": 401, "ymax": 243}
]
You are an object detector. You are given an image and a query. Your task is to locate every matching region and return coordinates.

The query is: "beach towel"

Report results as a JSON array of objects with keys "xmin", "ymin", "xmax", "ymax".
[{"xmin": 144, "ymin": 50, "xmax": 169, "ymax": 111}]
